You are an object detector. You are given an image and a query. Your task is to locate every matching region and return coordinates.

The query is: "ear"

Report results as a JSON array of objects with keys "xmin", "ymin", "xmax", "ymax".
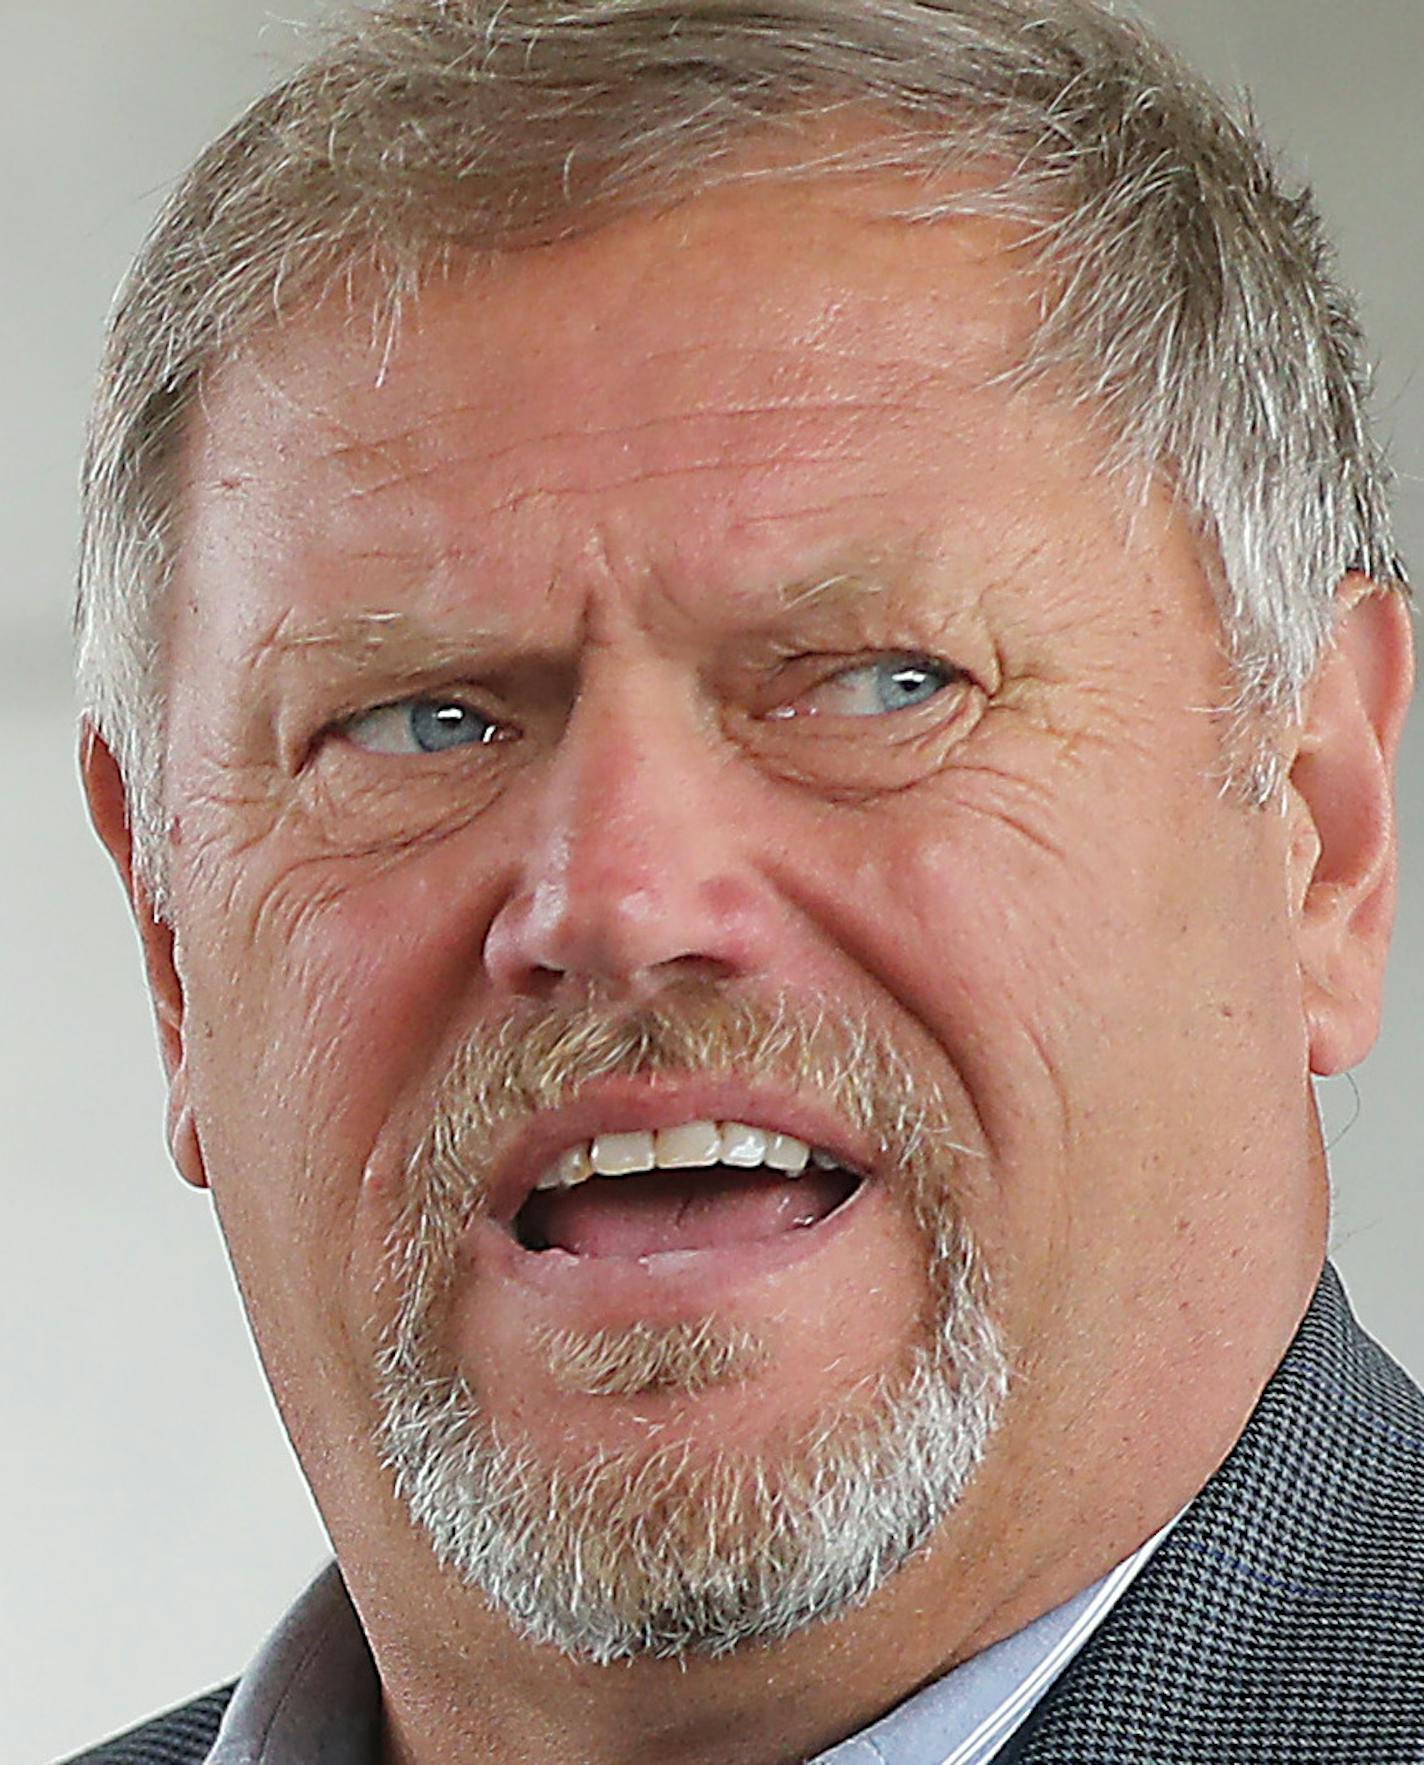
[
  {"xmin": 1285, "ymin": 582, "xmax": 1416, "ymax": 1077},
  {"xmin": 80, "ymin": 723, "xmax": 209, "ymax": 1189}
]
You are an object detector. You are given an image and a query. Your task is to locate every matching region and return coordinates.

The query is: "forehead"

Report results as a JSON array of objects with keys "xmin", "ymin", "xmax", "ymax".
[
  {"xmin": 174, "ymin": 172, "xmax": 1169, "ymax": 667},
  {"xmin": 184, "ymin": 176, "xmax": 1042, "ymax": 502},
  {"xmin": 206, "ymin": 172, "xmax": 1041, "ymax": 424}
]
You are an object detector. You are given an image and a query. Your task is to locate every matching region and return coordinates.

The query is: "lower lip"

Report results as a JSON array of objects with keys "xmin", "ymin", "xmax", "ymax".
[{"xmin": 463, "ymin": 1177, "xmax": 875, "ymax": 1315}]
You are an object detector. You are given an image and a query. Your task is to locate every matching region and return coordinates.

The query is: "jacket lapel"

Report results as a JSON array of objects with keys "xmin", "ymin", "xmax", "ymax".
[{"xmin": 997, "ymin": 1264, "xmax": 1424, "ymax": 1762}]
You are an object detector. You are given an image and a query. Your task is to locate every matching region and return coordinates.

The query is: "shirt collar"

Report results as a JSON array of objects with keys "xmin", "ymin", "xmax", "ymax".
[
  {"xmin": 810, "ymin": 1515, "xmax": 1178, "ymax": 1765},
  {"xmin": 208, "ymin": 1563, "xmax": 380, "ymax": 1765},
  {"xmin": 210, "ymin": 1519, "xmax": 1176, "ymax": 1765}
]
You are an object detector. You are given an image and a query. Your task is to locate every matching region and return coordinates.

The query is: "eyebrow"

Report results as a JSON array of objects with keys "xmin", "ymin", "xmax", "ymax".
[
  {"xmin": 772, "ymin": 570, "xmax": 890, "ymax": 615},
  {"xmin": 269, "ymin": 608, "xmax": 503, "ymax": 673}
]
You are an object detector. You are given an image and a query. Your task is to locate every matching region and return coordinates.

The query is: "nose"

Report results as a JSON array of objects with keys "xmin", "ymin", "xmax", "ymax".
[{"xmin": 481, "ymin": 668, "xmax": 778, "ymax": 1001}]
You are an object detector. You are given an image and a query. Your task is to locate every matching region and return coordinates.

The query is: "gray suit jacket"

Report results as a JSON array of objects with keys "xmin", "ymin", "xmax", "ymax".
[
  {"xmin": 998, "ymin": 1261, "xmax": 1424, "ymax": 1762},
  {"xmin": 63, "ymin": 1264, "xmax": 1424, "ymax": 1763}
]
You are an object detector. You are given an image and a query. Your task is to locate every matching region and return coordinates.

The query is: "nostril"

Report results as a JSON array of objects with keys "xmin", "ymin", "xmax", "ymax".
[
  {"xmin": 484, "ymin": 890, "xmax": 749, "ymax": 999},
  {"xmin": 518, "ymin": 965, "xmax": 571, "ymax": 1002},
  {"xmin": 480, "ymin": 813, "xmax": 778, "ymax": 996}
]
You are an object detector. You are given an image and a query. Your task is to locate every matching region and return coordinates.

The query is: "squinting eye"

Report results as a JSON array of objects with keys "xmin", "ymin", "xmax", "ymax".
[
  {"xmin": 340, "ymin": 697, "xmax": 510, "ymax": 755},
  {"xmin": 770, "ymin": 655, "xmax": 962, "ymax": 720}
]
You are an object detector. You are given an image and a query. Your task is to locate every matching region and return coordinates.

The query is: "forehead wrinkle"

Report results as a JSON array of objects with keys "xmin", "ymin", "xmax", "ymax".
[
  {"xmin": 736, "ymin": 490, "xmax": 901, "ymax": 531},
  {"xmin": 328, "ymin": 398, "xmax": 923, "ymax": 511},
  {"xmin": 632, "ymin": 340, "xmax": 1010, "ymax": 406},
  {"xmin": 476, "ymin": 450, "xmax": 883, "ymax": 525},
  {"xmin": 322, "ymin": 397, "xmax": 904, "ymax": 463}
]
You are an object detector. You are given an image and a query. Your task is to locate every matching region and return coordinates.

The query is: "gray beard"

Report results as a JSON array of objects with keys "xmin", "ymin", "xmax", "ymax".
[
  {"xmin": 369, "ymin": 984, "xmax": 1010, "ymax": 1663},
  {"xmin": 375, "ymin": 1229, "xmax": 1007, "ymax": 1663}
]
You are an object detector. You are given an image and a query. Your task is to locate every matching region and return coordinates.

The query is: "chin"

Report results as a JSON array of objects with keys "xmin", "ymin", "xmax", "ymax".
[
  {"xmin": 373, "ymin": 1226, "xmax": 1009, "ymax": 1664},
  {"xmin": 363, "ymin": 983, "xmax": 1011, "ymax": 1659}
]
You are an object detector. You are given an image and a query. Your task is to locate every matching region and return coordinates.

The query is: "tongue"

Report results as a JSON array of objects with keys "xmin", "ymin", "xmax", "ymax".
[{"xmin": 520, "ymin": 1166, "xmax": 856, "ymax": 1258}]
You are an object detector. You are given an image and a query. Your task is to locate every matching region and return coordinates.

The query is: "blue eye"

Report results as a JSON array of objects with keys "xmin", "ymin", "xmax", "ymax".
[
  {"xmin": 773, "ymin": 655, "xmax": 962, "ymax": 720},
  {"xmin": 342, "ymin": 697, "xmax": 507, "ymax": 754},
  {"xmin": 869, "ymin": 660, "xmax": 948, "ymax": 713},
  {"xmin": 409, "ymin": 700, "xmax": 500, "ymax": 752}
]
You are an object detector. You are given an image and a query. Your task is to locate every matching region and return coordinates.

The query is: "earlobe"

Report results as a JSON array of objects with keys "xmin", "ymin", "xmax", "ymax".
[
  {"xmin": 1287, "ymin": 584, "xmax": 1415, "ymax": 1077},
  {"xmin": 80, "ymin": 723, "xmax": 209, "ymax": 1189},
  {"xmin": 167, "ymin": 1087, "xmax": 211, "ymax": 1192}
]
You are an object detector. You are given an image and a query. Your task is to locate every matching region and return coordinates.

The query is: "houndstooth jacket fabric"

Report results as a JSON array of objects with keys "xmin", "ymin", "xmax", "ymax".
[
  {"xmin": 997, "ymin": 1262, "xmax": 1424, "ymax": 1763},
  {"xmin": 60, "ymin": 1687, "xmax": 234, "ymax": 1765},
  {"xmin": 60, "ymin": 1264, "xmax": 1424, "ymax": 1764}
]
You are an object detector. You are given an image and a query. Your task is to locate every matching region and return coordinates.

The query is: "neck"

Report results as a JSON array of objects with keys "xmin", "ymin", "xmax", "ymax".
[{"xmin": 354, "ymin": 1454, "xmax": 1168, "ymax": 1765}]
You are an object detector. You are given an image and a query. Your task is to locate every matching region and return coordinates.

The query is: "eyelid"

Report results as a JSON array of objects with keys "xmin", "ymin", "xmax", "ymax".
[
  {"xmin": 335, "ymin": 689, "xmax": 515, "ymax": 755},
  {"xmin": 762, "ymin": 651, "xmax": 969, "ymax": 720}
]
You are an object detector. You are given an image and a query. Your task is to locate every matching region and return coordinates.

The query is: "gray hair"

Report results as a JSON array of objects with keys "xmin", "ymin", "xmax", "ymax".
[{"xmin": 76, "ymin": 0, "xmax": 1408, "ymax": 902}]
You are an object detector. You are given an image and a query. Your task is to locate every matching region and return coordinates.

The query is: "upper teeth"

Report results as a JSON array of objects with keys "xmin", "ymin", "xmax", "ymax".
[{"xmin": 533, "ymin": 1121, "xmax": 846, "ymax": 1192}]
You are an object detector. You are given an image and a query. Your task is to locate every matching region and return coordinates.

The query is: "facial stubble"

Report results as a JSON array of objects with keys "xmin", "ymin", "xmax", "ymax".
[{"xmin": 374, "ymin": 986, "xmax": 1010, "ymax": 1663}]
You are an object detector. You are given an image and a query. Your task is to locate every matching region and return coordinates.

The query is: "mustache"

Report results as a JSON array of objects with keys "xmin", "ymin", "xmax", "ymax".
[
  {"xmin": 424, "ymin": 979, "xmax": 970, "ymax": 1192},
  {"xmin": 382, "ymin": 979, "xmax": 980, "ymax": 1347}
]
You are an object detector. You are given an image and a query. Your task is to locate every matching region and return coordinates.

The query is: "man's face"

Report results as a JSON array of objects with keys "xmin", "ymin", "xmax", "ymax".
[{"xmin": 155, "ymin": 175, "xmax": 1328, "ymax": 1667}]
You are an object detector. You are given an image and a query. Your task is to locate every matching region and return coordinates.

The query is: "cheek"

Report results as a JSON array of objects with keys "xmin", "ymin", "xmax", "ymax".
[
  {"xmin": 820, "ymin": 744, "xmax": 1281, "ymax": 1076},
  {"xmin": 804, "ymin": 790, "xmax": 1102, "ymax": 1130},
  {"xmin": 194, "ymin": 828, "xmax": 503, "ymax": 1100},
  {"xmin": 781, "ymin": 760, "xmax": 1298, "ymax": 1293},
  {"xmin": 181, "ymin": 841, "xmax": 512, "ymax": 1360},
  {"xmin": 767, "ymin": 800, "xmax": 1094, "ymax": 1302}
]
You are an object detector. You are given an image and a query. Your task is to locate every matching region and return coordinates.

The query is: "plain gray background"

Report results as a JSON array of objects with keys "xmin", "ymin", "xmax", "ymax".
[{"xmin": 2, "ymin": 3, "xmax": 1418, "ymax": 1759}]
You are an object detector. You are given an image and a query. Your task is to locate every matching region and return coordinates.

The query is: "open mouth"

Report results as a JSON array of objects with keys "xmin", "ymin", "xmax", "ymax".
[{"xmin": 511, "ymin": 1120, "xmax": 865, "ymax": 1259}]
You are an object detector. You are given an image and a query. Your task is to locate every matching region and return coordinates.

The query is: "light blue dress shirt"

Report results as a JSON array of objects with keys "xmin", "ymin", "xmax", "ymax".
[{"xmin": 209, "ymin": 1521, "xmax": 1175, "ymax": 1765}]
